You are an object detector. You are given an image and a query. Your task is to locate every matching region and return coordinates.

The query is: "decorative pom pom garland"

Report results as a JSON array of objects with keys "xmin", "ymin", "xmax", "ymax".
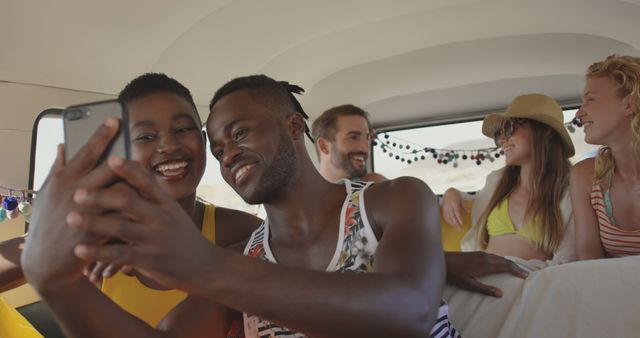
[
  {"xmin": 0, "ymin": 186, "xmax": 35, "ymax": 223},
  {"xmin": 373, "ymin": 117, "xmax": 582, "ymax": 167}
]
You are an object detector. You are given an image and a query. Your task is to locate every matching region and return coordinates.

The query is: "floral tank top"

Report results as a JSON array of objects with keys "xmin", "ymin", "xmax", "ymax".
[{"xmin": 242, "ymin": 179, "xmax": 460, "ymax": 338}]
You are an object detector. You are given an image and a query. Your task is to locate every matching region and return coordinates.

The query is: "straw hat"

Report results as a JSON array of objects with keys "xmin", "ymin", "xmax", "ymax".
[{"xmin": 482, "ymin": 93, "xmax": 575, "ymax": 157}]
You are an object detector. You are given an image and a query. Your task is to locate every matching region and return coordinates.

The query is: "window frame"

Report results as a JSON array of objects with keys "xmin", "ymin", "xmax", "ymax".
[{"xmin": 27, "ymin": 108, "xmax": 63, "ymax": 230}]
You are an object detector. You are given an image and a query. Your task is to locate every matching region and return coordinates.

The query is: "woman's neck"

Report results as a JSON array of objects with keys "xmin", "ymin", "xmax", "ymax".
[
  {"xmin": 177, "ymin": 193, "xmax": 204, "ymax": 230},
  {"xmin": 518, "ymin": 163, "xmax": 533, "ymax": 192},
  {"xmin": 609, "ymin": 141, "xmax": 640, "ymax": 181}
]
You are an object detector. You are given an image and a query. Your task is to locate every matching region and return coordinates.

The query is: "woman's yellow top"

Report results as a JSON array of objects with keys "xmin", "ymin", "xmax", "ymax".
[
  {"xmin": 101, "ymin": 202, "xmax": 215, "ymax": 327},
  {"xmin": 486, "ymin": 198, "xmax": 541, "ymax": 244},
  {"xmin": 0, "ymin": 295, "xmax": 43, "ymax": 338}
]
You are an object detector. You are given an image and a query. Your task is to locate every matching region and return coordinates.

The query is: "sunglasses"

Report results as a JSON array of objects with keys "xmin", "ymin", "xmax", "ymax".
[{"xmin": 493, "ymin": 118, "xmax": 527, "ymax": 147}]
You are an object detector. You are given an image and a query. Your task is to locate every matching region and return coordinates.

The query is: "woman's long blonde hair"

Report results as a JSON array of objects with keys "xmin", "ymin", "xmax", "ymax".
[
  {"xmin": 587, "ymin": 55, "xmax": 640, "ymax": 187},
  {"xmin": 475, "ymin": 120, "xmax": 571, "ymax": 256}
]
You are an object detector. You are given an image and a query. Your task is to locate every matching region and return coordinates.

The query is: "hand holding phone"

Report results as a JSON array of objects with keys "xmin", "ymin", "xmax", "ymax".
[{"xmin": 63, "ymin": 99, "xmax": 130, "ymax": 163}]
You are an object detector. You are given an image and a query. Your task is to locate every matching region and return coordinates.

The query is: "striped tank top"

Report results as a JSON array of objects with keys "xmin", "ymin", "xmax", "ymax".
[
  {"xmin": 590, "ymin": 184, "xmax": 640, "ymax": 257},
  {"xmin": 243, "ymin": 179, "xmax": 460, "ymax": 338}
]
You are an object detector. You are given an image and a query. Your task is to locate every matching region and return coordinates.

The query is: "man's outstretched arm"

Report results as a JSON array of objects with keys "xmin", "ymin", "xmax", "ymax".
[
  {"xmin": 35, "ymin": 278, "xmax": 235, "ymax": 338},
  {"xmin": 21, "ymin": 120, "xmax": 235, "ymax": 338},
  {"xmin": 73, "ymin": 164, "xmax": 445, "ymax": 338}
]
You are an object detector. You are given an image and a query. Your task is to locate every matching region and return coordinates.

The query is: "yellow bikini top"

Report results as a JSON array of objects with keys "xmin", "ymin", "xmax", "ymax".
[
  {"xmin": 100, "ymin": 201, "xmax": 215, "ymax": 327},
  {"xmin": 486, "ymin": 198, "xmax": 541, "ymax": 244}
]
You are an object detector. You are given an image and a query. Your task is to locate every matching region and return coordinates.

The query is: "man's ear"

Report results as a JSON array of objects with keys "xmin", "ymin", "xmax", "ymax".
[
  {"xmin": 287, "ymin": 113, "xmax": 306, "ymax": 140},
  {"xmin": 317, "ymin": 137, "xmax": 331, "ymax": 155}
]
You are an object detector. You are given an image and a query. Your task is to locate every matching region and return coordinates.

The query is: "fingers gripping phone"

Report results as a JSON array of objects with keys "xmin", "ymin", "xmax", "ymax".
[{"xmin": 62, "ymin": 99, "xmax": 131, "ymax": 163}]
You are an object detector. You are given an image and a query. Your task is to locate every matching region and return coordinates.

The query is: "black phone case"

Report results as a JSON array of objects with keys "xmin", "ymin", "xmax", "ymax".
[{"xmin": 62, "ymin": 99, "xmax": 131, "ymax": 163}]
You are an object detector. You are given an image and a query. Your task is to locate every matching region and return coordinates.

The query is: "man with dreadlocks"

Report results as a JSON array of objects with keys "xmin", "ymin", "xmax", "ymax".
[{"xmin": 22, "ymin": 75, "xmax": 459, "ymax": 337}]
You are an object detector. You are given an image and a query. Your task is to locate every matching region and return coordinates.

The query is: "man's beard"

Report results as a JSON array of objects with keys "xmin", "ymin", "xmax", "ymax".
[
  {"xmin": 241, "ymin": 133, "xmax": 297, "ymax": 205},
  {"xmin": 330, "ymin": 145, "xmax": 367, "ymax": 179}
]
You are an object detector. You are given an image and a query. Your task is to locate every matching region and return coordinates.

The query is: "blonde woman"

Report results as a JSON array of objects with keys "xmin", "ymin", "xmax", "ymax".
[
  {"xmin": 442, "ymin": 94, "xmax": 576, "ymax": 263},
  {"xmin": 571, "ymin": 55, "xmax": 640, "ymax": 259}
]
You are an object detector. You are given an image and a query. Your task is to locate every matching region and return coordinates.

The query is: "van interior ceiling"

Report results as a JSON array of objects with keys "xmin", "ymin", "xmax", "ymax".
[{"xmin": 1, "ymin": 0, "xmax": 640, "ymax": 337}]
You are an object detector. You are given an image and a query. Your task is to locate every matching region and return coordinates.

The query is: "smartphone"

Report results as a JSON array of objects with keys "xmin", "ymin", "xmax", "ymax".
[{"xmin": 62, "ymin": 99, "xmax": 130, "ymax": 163}]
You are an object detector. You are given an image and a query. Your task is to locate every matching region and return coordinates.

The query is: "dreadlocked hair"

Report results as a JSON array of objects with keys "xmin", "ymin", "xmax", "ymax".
[{"xmin": 209, "ymin": 74, "xmax": 313, "ymax": 141}]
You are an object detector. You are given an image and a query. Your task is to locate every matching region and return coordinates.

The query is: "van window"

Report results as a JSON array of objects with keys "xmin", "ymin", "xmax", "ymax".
[
  {"xmin": 29, "ymin": 109, "xmax": 594, "ymax": 213},
  {"xmin": 372, "ymin": 108, "xmax": 598, "ymax": 194},
  {"xmin": 29, "ymin": 109, "xmax": 63, "ymax": 192}
]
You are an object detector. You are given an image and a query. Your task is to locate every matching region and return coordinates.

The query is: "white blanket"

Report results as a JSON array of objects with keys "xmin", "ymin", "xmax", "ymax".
[{"xmin": 444, "ymin": 255, "xmax": 640, "ymax": 338}]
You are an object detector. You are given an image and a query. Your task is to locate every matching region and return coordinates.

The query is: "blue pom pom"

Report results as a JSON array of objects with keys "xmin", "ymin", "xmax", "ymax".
[{"xmin": 2, "ymin": 196, "xmax": 18, "ymax": 211}]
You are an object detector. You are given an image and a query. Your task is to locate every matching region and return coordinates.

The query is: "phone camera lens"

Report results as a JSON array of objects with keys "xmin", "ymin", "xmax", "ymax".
[{"xmin": 66, "ymin": 109, "xmax": 85, "ymax": 121}]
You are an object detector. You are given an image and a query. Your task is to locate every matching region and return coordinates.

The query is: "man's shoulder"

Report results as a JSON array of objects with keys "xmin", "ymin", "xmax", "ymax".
[
  {"xmin": 364, "ymin": 177, "xmax": 439, "ymax": 236},
  {"xmin": 213, "ymin": 207, "xmax": 262, "ymax": 248},
  {"xmin": 360, "ymin": 172, "xmax": 387, "ymax": 183},
  {"xmin": 372, "ymin": 175, "xmax": 429, "ymax": 187},
  {"xmin": 365, "ymin": 176, "xmax": 435, "ymax": 201}
]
